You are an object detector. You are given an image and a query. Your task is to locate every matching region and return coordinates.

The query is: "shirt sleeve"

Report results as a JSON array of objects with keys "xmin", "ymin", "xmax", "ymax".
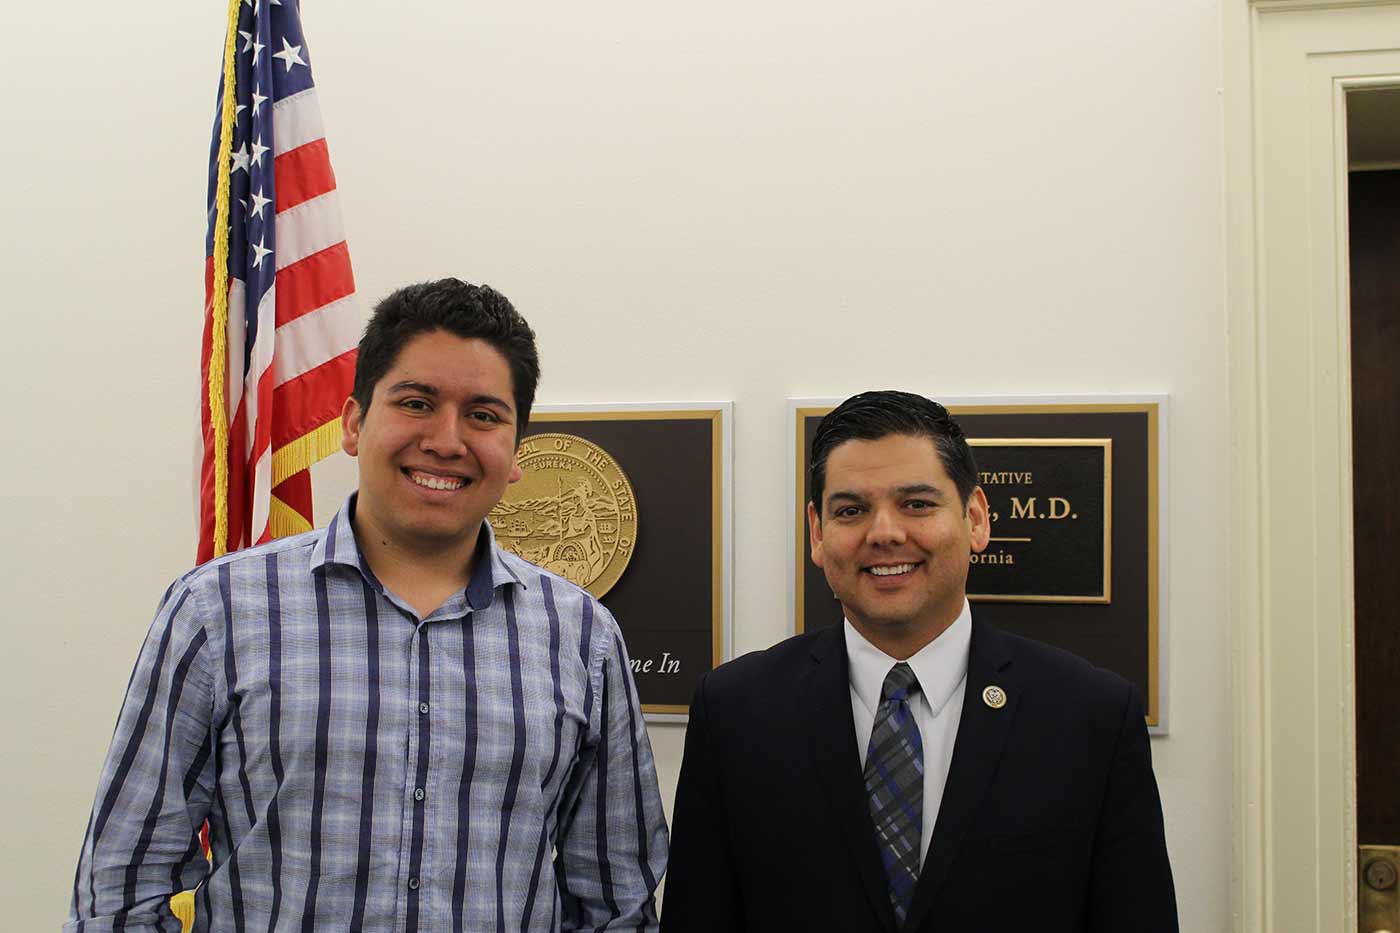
[
  {"xmin": 65, "ymin": 579, "xmax": 218, "ymax": 932},
  {"xmin": 556, "ymin": 604, "xmax": 669, "ymax": 931}
]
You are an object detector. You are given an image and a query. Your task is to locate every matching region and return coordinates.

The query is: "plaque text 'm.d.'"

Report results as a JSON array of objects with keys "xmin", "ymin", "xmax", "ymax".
[{"xmin": 968, "ymin": 439, "xmax": 1111, "ymax": 603}]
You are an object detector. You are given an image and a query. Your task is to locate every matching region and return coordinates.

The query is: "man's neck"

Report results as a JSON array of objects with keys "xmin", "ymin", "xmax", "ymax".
[
  {"xmin": 352, "ymin": 513, "xmax": 482, "ymax": 618},
  {"xmin": 846, "ymin": 600, "xmax": 965, "ymax": 661}
]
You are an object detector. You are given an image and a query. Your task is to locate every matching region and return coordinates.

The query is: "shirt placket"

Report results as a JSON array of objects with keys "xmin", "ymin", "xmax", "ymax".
[{"xmin": 396, "ymin": 618, "xmax": 435, "ymax": 932}]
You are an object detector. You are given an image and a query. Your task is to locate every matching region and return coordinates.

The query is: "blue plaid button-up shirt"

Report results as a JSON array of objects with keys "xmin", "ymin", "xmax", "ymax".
[{"xmin": 67, "ymin": 495, "xmax": 667, "ymax": 931}]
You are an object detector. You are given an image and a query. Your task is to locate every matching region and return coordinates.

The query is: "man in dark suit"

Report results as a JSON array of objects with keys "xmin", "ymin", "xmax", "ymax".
[{"xmin": 662, "ymin": 391, "xmax": 1176, "ymax": 933}]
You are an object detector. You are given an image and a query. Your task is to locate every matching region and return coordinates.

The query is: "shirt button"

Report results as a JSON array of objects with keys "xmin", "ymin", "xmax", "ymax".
[
  {"xmin": 414, "ymin": 787, "xmax": 425, "ymax": 801},
  {"xmin": 408, "ymin": 877, "xmax": 419, "ymax": 891},
  {"xmin": 419, "ymin": 702, "xmax": 429, "ymax": 715}
]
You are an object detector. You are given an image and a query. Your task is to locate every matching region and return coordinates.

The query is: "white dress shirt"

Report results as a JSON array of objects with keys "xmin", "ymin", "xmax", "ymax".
[{"xmin": 845, "ymin": 600, "xmax": 971, "ymax": 867}]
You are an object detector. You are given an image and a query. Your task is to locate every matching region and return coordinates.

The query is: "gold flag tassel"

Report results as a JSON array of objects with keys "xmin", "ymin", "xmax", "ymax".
[
  {"xmin": 206, "ymin": 0, "xmax": 242, "ymax": 562},
  {"xmin": 174, "ymin": 0, "xmax": 244, "ymax": 928}
]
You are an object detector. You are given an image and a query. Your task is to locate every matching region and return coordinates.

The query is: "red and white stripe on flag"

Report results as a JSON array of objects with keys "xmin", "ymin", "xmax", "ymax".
[{"xmin": 199, "ymin": 83, "xmax": 359, "ymax": 565}]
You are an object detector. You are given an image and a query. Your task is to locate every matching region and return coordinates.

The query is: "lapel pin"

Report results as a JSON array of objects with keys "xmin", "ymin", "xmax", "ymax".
[{"xmin": 982, "ymin": 685, "xmax": 1007, "ymax": 709}]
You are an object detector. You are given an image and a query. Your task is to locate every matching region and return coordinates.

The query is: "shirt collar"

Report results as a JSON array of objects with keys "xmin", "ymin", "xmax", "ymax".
[
  {"xmin": 311, "ymin": 493, "xmax": 527, "ymax": 610},
  {"xmin": 310, "ymin": 494, "xmax": 371, "ymax": 577},
  {"xmin": 471, "ymin": 519, "xmax": 528, "ymax": 608},
  {"xmin": 844, "ymin": 600, "xmax": 972, "ymax": 718}
]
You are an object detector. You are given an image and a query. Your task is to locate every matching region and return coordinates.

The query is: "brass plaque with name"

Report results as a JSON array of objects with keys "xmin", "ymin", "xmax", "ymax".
[{"xmin": 490, "ymin": 432, "xmax": 638, "ymax": 598}]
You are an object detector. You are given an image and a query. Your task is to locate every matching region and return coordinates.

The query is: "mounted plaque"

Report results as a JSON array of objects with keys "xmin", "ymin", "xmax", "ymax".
[
  {"xmin": 789, "ymin": 398, "xmax": 1168, "ymax": 732},
  {"xmin": 968, "ymin": 439, "xmax": 1111, "ymax": 603},
  {"xmin": 497, "ymin": 404, "xmax": 732, "ymax": 722}
]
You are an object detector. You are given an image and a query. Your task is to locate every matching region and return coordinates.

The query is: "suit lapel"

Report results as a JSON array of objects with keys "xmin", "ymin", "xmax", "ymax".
[
  {"xmin": 905, "ymin": 620, "xmax": 1018, "ymax": 931},
  {"xmin": 802, "ymin": 626, "xmax": 900, "ymax": 933}
]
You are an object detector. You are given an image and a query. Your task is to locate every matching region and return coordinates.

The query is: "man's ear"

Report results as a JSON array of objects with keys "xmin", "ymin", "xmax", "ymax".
[
  {"xmin": 807, "ymin": 501, "xmax": 825, "ymax": 568},
  {"xmin": 508, "ymin": 443, "xmax": 524, "ymax": 484},
  {"xmin": 341, "ymin": 396, "xmax": 364, "ymax": 457},
  {"xmin": 966, "ymin": 486, "xmax": 991, "ymax": 554}
]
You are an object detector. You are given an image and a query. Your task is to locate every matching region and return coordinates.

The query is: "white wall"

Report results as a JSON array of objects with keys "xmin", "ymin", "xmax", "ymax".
[{"xmin": 1, "ymin": 0, "xmax": 1229, "ymax": 927}]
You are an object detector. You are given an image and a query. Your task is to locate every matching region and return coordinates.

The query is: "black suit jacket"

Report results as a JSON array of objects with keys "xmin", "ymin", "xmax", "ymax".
[{"xmin": 661, "ymin": 621, "xmax": 1177, "ymax": 933}]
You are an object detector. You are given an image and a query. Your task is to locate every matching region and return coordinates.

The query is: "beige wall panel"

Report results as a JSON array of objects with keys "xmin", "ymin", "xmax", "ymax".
[{"xmin": 3, "ymin": 0, "xmax": 1229, "ymax": 927}]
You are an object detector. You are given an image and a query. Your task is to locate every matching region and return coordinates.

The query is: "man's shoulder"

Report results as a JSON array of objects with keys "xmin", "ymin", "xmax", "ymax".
[
  {"xmin": 494, "ymin": 545, "xmax": 568, "ymax": 592},
  {"xmin": 701, "ymin": 627, "xmax": 832, "ymax": 695},
  {"xmin": 997, "ymin": 625, "xmax": 1128, "ymax": 684},
  {"xmin": 175, "ymin": 529, "xmax": 322, "ymax": 596},
  {"xmin": 139, "ymin": 531, "xmax": 323, "ymax": 647},
  {"xmin": 493, "ymin": 546, "xmax": 619, "ymax": 633},
  {"xmin": 984, "ymin": 623, "xmax": 1138, "ymax": 717}
]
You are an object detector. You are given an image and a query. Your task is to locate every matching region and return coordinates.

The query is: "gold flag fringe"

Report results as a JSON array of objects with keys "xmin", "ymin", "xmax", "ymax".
[
  {"xmin": 268, "ymin": 494, "xmax": 316, "ymax": 539},
  {"xmin": 206, "ymin": 0, "xmax": 243, "ymax": 560},
  {"xmin": 272, "ymin": 418, "xmax": 344, "ymax": 488}
]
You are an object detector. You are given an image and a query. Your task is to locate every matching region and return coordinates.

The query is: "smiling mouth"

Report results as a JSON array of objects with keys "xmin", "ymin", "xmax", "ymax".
[
  {"xmin": 866, "ymin": 562, "xmax": 919, "ymax": 577},
  {"xmin": 405, "ymin": 468, "xmax": 468, "ymax": 492}
]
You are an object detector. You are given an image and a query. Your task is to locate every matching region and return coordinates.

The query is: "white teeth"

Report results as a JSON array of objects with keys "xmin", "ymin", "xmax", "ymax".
[
  {"xmin": 868, "ymin": 563, "xmax": 915, "ymax": 576},
  {"xmin": 410, "ymin": 472, "xmax": 464, "ymax": 491}
]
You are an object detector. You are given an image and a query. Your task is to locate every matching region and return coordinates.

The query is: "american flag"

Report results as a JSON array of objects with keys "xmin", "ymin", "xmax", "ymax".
[{"xmin": 199, "ymin": 0, "xmax": 359, "ymax": 563}]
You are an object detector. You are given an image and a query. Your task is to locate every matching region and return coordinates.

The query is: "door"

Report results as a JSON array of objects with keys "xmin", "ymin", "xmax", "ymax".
[
  {"xmin": 1229, "ymin": 3, "xmax": 1400, "ymax": 929},
  {"xmin": 1349, "ymin": 161, "xmax": 1400, "ymax": 932}
]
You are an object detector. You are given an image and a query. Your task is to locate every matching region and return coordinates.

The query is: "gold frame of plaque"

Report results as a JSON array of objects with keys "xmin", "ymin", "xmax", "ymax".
[
  {"xmin": 789, "ymin": 398, "xmax": 1168, "ymax": 732},
  {"xmin": 502, "ymin": 403, "xmax": 732, "ymax": 721}
]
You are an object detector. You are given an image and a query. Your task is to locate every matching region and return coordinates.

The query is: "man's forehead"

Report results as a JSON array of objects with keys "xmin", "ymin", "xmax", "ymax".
[
  {"xmin": 374, "ymin": 332, "xmax": 514, "ymax": 401},
  {"xmin": 388, "ymin": 330, "xmax": 510, "ymax": 366}
]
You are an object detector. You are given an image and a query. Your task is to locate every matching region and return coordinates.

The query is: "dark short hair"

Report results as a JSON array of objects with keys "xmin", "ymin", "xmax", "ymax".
[
  {"xmin": 352, "ymin": 278, "xmax": 540, "ymax": 436},
  {"xmin": 809, "ymin": 390, "xmax": 979, "ymax": 513}
]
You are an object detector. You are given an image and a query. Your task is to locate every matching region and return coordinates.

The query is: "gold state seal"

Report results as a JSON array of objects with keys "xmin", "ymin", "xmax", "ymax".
[{"xmin": 490, "ymin": 433, "xmax": 638, "ymax": 598}]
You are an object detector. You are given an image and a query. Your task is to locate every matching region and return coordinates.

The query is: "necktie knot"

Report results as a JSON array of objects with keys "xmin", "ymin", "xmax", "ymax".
[{"xmin": 881, "ymin": 662, "xmax": 921, "ymax": 703}]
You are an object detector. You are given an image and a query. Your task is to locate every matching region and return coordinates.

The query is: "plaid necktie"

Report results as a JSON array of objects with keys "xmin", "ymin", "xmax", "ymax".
[{"xmin": 863, "ymin": 662, "xmax": 924, "ymax": 927}]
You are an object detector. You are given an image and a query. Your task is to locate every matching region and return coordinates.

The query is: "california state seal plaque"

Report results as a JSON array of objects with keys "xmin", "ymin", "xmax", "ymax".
[{"xmin": 490, "ymin": 432, "xmax": 638, "ymax": 598}]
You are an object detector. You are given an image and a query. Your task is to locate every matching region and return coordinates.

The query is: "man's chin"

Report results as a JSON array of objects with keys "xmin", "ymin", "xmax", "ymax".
[
  {"xmin": 845, "ymin": 608, "xmax": 955, "ymax": 641},
  {"xmin": 844, "ymin": 610, "xmax": 916, "ymax": 632},
  {"xmin": 398, "ymin": 518, "xmax": 487, "ymax": 549}
]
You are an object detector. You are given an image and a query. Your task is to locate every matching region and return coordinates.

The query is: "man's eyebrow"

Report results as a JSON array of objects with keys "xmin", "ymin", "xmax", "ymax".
[
  {"xmin": 467, "ymin": 393, "xmax": 514, "ymax": 413},
  {"xmin": 895, "ymin": 484, "xmax": 944, "ymax": 497},
  {"xmin": 825, "ymin": 484, "xmax": 946, "ymax": 506},
  {"xmin": 386, "ymin": 380, "xmax": 438, "ymax": 396},
  {"xmin": 384, "ymin": 383, "xmax": 514, "ymax": 413}
]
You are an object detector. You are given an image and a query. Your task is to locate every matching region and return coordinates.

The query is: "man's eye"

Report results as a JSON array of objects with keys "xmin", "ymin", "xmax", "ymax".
[
  {"xmin": 834, "ymin": 506, "xmax": 862, "ymax": 519},
  {"xmin": 401, "ymin": 399, "xmax": 430, "ymax": 412},
  {"xmin": 906, "ymin": 500, "xmax": 933, "ymax": 510},
  {"xmin": 468, "ymin": 410, "xmax": 501, "ymax": 424}
]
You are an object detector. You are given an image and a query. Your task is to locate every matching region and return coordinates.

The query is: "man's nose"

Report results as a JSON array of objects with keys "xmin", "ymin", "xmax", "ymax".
[
  {"xmin": 866, "ymin": 505, "xmax": 906, "ymax": 545},
  {"xmin": 420, "ymin": 410, "xmax": 467, "ymax": 457}
]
